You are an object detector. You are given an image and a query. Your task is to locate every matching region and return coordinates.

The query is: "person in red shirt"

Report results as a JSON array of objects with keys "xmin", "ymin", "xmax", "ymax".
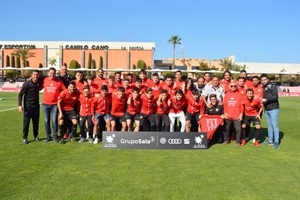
[
  {"xmin": 126, "ymin": 87, "xmax": 142, "ymax": 132},
  {"xmin": 57, "ymin": 81, "xmax": 80, "ymax": 144},
  {"xmin": 155, "ymin": 90, "xmax": 171, "ymax": 131},
  {"xmin": 86, "ymin": 75, "xmax": 100, "ymax": 96},
  {"xmin": 78, "ymin": 86, "xmax": 94, "ymax": 143},
  {"xmin": 251, "ymin": 75, "xmax": 263, "ymax": 99},
  {"xmin": 139, "ymin": 69, "xmax": 152, "ymax": 88},
  {"xmin": 241, "ymin": 89, "xmax": 263, "ymax": 147},
  {"xmin": 111, "ymin": 86, "xmax": 127, "ymax": 131},
  {"xmin": 122, "ymin": 78, "xmax": 132, "ymax": 95},
  {"xmin": 93, "ymin": 68, "xmax": 107, "ymax": 87},
  {"xmin": 134, "ymin": 78, "xmax": 146, "ymax": 94},
  {"xmin": 239, "ymin": 69, "xmax": 253, "ymax": 88},
  {"xmin": 160, "ymin": 75, "xmax": 176, "ymax": 97},
  {"xmin": 149, "ymin": 73, "xmax": 161, "ymax": 98},
  {"xmin": 114, "ymin": 71, "xmax": 123, "ymax": 88},
  {"xmin": 140, "ymin": 88, "xmax": 157, "ymax": 131},
  {"xmin": 220, "ymin": 70, "xmax": 232, "ymax": 94},
  {"xmin": 185, "ymin": 77, "xmax": 195, "ymax": 98},
  {"xmin": 223, "ymin": 81, "xmax": 244, "ymax": 145},
  {"xmin": 74, "ymin": 71, "xmax": 86, "ymax": 93},
  {"xmin": 236, "ymin": 76, "xmax": 248, "ymax": 97},
  {"xmin": 92, "ymin": 85, "xmax": 112, "ymax": 144},
  {"xmin": 186, "ymin": 90, "xmax": 204, "ymax": 132},
  {"xmin": 41, "ymin": 67, "xmax": 66, "ymax": 142},
  {"xmin": 174, "ymin": 70, "xmax": 186, "ymax": 93},
  {"xmin": 126, "ymin": 73, "xmax": 135, "ymax": 87},
  {"xmin": 106, "ymin": 75, "xmax": 116, "ymax": 94},
  {"xmin": 169, "ymin": 89, "xmax": 187, "ymax": 132}
]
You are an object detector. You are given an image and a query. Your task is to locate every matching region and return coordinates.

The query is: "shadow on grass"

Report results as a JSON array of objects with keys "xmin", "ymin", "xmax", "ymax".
[{"xmin": 207, "ymin": 127, "xmax": 285, "ymax": 148}]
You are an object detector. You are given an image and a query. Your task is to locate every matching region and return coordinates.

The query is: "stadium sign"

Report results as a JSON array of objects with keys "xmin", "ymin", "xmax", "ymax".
[{"xmin": 102, "ymin": 131, "xmax": 208, "ymax": 149}]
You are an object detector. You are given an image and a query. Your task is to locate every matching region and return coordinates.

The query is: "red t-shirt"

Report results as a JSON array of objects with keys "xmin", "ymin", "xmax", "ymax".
[
  {"xmin": 75, "ymin": 80, "xmax": 85, "ymax": 93},
  {"xmin": 140, "ymin": 94, "xmax": 157, "ymax": 115},
  {"xmin": 237, "ymin": 85, "xmax": 247, "ymax": 96},
  {"xmin": 156, "ymin": 99, "xmax": 170, "ymax": 115},
  {"xmin": 170, "ymin": 97, "xmax": 187, "ymax": 114},
  {"xmin": 93, "ymin": 77, "xmax": 107, "ymax": 87},
  {"xmin": 79, "ymin": 94, "xmax": 94, "ymax": 116},
  {"xmin": 58, "ymin": 89, "xmax": 80, "ymax": 111},
  {"xmin": 223, "ymin": 91, "xmax": 244, "ymax": 120},
  {"xmin": 141, "ymin": 78, "xmax": 153, "ymax": 88},
  {"xmin": 186, "ymin": 96, "xmax": 204, "ymax": 115},
  {"xmin": 219, "ymin": 79, "xmax": 231, "ymax": 93},
  {"xmin": 148, "ymin": 81, "xmax": 161, "ymax": 99},
  {"xmin": 174, "ymin": 79, "xmax": 185, "ymax": 91},
  {"xmin": 127, "ymin": 95, "xmax": 142, "ymax": 115},
  {"xmin": 160, "ymin": 82, "xmax": 176, "ymax": 97},
  {"xmin": 92, "ymin": 94, "xmax": 112, "ymax": 115},
  {"xmin": 242, "ymin": 97, "xmax": 262, "ymax": 116},
  {"xmin": 42, "ymin": 77, "xmax": 66, "ymax": 105},
  {"xmin": 252, "ymin": 85, "xmax": 263, "ymax": 99},
  {"xmin": 89, "ymin": 82, "xmax": 100, "ymax": 96},
  {"xmin": 111, "ymin": 93, "xmax": 127, "ymax": 116}
]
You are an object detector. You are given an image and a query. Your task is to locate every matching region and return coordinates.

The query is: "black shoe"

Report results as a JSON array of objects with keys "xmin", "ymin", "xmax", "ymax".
[
  {"xmin": 35, "ymin": 137, "xmax": 40, "ymax": 142},
  {"xmin": 60, "ymin": 139, "xmax": 65, "ymax": 144},
  {"xmin": 45, "ymin": 137, "xmax": 51, "ymax": 143},
  {"xmin": 23, "ymin": 139, "xmax": 28, "ymax": 144}
]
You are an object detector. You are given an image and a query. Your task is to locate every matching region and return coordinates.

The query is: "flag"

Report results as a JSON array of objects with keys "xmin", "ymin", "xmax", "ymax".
[{"xmin": 199, "ymin": 115, "xmax": 223, "ymax": 140}]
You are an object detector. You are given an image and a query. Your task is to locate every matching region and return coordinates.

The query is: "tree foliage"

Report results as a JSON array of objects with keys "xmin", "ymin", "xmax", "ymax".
[
  {"xmin": 69, "ymin": 60, "xmax": 79, "ymax": 76},
  {"xmin": 167, "ymin": 35, "xmax": 181, "ymax": 70},
  {"xmin": 11, "ymin": 47, "xmax": 36, "ymax": 68},
  {"xmin": 219, "ymin": 58, "xmax": 244, "ymax": 72},
  {"xmin": 137, "ymin": 60, "xmax": 146, "ymax": 69},
  {"xmin": 99, "ymin": 56, "xmax": 103, "ymax": 69},
  {"xmin": 87, "ymin": 53, "xmax": 92, "ymax": 69}
]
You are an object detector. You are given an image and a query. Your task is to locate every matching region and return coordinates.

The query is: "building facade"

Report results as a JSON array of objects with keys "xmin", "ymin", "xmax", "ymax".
[{"xmin": 0, "ymin": 41, "xmax": 155, "ymax": 70}]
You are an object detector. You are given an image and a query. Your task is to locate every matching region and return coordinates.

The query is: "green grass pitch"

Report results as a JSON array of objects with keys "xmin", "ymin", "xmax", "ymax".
[{"xmin": 0, "ymin": 92, "xmax": 299, "ymax": 199}]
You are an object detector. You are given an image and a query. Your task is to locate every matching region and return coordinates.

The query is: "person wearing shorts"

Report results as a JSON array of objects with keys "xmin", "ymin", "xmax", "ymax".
[
  {"xmin": 111, "ymin": 86, "xmax": 127, "ymax": 131},
  {"xmin": 126, "ymin": 87, "xmax": 142, "ymax": 132},
  {"xmin": 241, "ymin": 89, "xmax": 263, "ymax": 147},
  {"xmin": 92, "ymin": 85, "xmax": 112, "ymax": 144}
]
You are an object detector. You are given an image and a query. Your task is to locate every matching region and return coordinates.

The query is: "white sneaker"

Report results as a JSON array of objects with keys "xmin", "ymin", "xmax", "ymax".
[
  {"xmin": 86, "ymin": 132, "xmax": 89, "ymax": 140},
  {"xmin": 93, "ymin": 138, "xmax": 98, "ymax": 144},
  {"xmin": 252, "ymin": 138, "xmax": 256, "ymax": 143}
]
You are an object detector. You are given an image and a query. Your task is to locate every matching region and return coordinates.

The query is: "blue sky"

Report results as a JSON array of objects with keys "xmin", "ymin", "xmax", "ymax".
[{"xmin": 0, "ymin": 0, "xmax": 299, "ymax": 63}]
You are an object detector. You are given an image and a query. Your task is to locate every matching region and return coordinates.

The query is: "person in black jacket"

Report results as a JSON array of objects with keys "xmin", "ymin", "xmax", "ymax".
[
  {"xmin": 260, "ymin": 74, "xmax": 280, "ymax": 148},
  {"xmin": 18, "ymin": 70, "xmax": 41, "ymax": 144},
  {"xmin": 57, "ymin": 65, "xmax": 74, "ymax": 88}
]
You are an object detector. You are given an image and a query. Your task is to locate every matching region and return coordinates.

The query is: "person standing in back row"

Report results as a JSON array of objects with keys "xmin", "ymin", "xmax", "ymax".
[
  {"xmin": 260, "ymin": 74, "xmax": 280, "ymax": 149},
  {"xmin": 18, "ymin": 70, "xmax": 41, "ymax": 144}
]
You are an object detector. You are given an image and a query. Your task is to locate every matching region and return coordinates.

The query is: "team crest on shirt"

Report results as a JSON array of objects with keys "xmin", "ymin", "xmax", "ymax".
[
  {"xmin": 258, "ymin": 89, "xmax": 261, "ymax": 92},
  {"xmin": 216, "ymin": 108, "xmax": 219, "ymax": 112},
  {"xmin": 231, "ymin": 97, "xmax": 234, "ymax": 100},
  {"xmin": 50, "ymin": 83, "xmax": 53, "ymax": 86}
]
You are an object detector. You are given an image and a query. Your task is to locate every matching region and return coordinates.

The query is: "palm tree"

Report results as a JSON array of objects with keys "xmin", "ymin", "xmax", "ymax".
[
  {"xmin": 219, "ymin": 58, "xmax": 244, "ymax": 72},
  {"xmin": 12, "ymin": 47, "xmax": 36, "ymax": 69},
  {"xmin": 168, "ymin": 35, "xmax": 181, "ymax": 70}
]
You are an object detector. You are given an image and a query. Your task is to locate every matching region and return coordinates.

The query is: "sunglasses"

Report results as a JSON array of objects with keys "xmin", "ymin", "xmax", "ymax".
[{"xmin": 230, "ymin": 85, "xmax": 237, "ymax": 88}]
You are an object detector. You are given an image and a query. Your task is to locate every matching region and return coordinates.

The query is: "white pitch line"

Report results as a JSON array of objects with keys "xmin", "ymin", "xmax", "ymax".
[{"xmin": 0, "ymin": 107, "xmax": 17, "ymax": 112}]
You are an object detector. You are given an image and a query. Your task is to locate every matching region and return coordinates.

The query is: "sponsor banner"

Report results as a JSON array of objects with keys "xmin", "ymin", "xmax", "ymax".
[{"xmin": 102, "ymin": 131, "xmax": 207, "ymax": 149}]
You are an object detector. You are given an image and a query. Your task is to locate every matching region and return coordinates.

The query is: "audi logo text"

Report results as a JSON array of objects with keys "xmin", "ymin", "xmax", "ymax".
[{"xmin": 168, "ymin": 139, "xmax": 182, "ymax": 144}]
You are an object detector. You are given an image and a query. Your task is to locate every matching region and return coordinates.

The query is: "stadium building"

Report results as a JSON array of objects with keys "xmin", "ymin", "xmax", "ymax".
[{"xmin": 0, "ymin": 41, "xmax": 155, "ymax": 70}]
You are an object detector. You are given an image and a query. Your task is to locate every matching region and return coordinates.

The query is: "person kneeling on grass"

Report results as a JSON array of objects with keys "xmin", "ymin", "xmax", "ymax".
[{"xmin": 57, "ymin": 81, "xmax": 80, "ymax": 144}]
